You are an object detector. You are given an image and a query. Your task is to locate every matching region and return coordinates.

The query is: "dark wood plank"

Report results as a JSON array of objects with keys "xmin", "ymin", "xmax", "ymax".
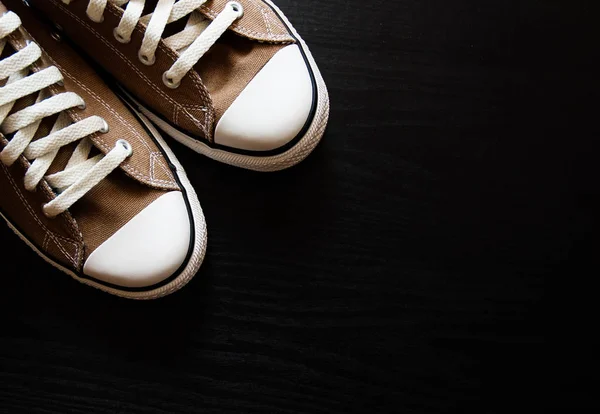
[{"xmin": 1, "ymin": 0, "xmax": 597, "ymax": 412}]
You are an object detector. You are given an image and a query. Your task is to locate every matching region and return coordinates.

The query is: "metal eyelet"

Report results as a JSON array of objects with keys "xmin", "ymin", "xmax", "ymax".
[
  {"xmin": 116, "ymin": 139, "xmax": 133, "ymax": 157},
  {"xmin": 99, "ymin": 120, "xmax": 109, "ymax": 133},
  {"xmin": 50, "ymin": 24, "xmax": 63, "ymax": 42},
  {"xmin": 162, "ymin": 72, "xmax": 180, "ymax": 89},
  {"xmin": 228, "ymin": 1, "xmax": 244, "ymax": 18},
  {"xmin": 113, "ymin": 28, "xmax": 131, "ymax": 44},
  {"xmin": 138, "ymin": 50, "xmax": 156, "ymax": 66}
]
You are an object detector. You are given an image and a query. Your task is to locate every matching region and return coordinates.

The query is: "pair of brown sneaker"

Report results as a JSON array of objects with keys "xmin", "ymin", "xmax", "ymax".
[{"xmin": 0, "ymin": 0, "xmax": 329, "ymax": 299}]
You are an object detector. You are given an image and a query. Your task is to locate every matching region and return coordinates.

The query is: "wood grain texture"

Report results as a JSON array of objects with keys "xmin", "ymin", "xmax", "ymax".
[{"xmin": 1, "ymin": 0, "xmax": 598, "ymax": 412}]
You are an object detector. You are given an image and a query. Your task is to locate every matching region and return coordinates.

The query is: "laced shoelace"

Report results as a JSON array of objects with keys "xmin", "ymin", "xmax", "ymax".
[
  {"xmin": 0, "ymin": 11, "xmax": 132, "ymax": 218},
  {"xmin": 62, "ymin": 0, "xmax": 244, "ymax": 88}
]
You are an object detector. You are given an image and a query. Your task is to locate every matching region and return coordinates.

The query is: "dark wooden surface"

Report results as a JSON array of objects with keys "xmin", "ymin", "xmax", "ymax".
[{"xmin": 1, "ymin": 0, "xmax": 597, "ymax": 412}]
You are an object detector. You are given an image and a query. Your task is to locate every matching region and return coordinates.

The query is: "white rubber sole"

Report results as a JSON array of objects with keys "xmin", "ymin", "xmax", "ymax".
[
  {"xmin": 129, "ymin": 0, "xmax": 330, "ymax": 172},
  {"xmin": 0, "ymin": 110, "xmax": 207, "ymax": 300}
]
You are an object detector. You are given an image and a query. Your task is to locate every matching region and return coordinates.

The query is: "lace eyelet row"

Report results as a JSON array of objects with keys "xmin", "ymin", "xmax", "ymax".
[{"xmin": 79, "ymin": 0, "xmax": 246, "ymax": 90}]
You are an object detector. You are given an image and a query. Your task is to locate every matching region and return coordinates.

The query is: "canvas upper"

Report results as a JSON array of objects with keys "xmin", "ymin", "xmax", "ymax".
[
  {"xmin": 0, "ymin": 0, "xmax": 206, "ymax": 298},
  {"xmin": 23, "ymin": 0, "xmax": 330, "ymax": 170}
]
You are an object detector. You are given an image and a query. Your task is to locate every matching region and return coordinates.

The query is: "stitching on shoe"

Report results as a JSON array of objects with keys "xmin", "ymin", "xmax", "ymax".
[
  {"xmin": 1, "ymin": 163, "xmax": 81, "ymax": 268},
  {"xmin": 172, "ymin": 106, "xmax": 179, "ymax": 127},
  {"xmin": 149, "ymin": 152, "xmax": 156, "ymax": 181},
  {"xmin": 103, "ymin": 3, "xmax": 215, "ymax": 138},
  {"xmin": 200, "ymin": 0, "xmax": 292, "ymax": 41},
  {"xmin": 156, "ymin": 153, "xmax": 173, "ymax": 179},
  {"xmin": 41, "ymin": 54, "xmax": 178, "ymax": 188},
  {"xmin": 4, "ymin": 35, "xmax": 86, "ymax": 267},
  {"xmin": 149, "ymin": 151, "xmax": 172, "ymax": 182},
  {"xmin": 49, "ymin": 0, "xmax": 212, "ymax": 139},
  {"xmin": 260, "ymin": 7, "xmax": 273, "ymax": 37}
]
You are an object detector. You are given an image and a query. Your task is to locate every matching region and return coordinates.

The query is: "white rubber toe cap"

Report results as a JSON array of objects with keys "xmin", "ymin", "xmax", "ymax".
[
  {"xmin": 214, "ymin": 44, "xmax": 314, "ymax": 152},
  {"xmin": 83, "ymin": 192, "xmax": 191, "ymax": 288}
]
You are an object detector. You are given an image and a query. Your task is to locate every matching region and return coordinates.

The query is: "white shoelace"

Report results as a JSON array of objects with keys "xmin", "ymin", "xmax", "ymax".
[
  {"xmin": 62, "ymin": 0, "xmax": 244, "ymax": 88},
  {"xmin": 0, "ymin": 11, "xmax": 132, "ymax": 218}
]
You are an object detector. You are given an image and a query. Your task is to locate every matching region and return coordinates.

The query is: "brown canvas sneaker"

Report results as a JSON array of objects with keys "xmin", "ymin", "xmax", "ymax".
[
  {"xmin": 24, "ymin": 0, "xmax": 330, "ymax": 171},
  {"xmin": 0, "ymin": 1, "xmax": 207, "ymax": 299}
]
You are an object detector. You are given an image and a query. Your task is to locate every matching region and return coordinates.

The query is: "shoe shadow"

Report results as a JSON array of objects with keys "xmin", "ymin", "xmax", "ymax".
[{"xmin": 0, "ymin": 134, "xmax": 335, "ymax": 367}]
